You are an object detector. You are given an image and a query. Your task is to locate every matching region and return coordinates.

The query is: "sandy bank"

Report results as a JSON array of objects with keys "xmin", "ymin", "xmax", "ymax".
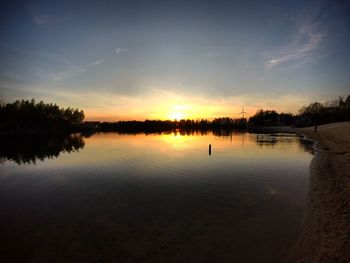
[{"xmin": 291, "ymin": 122, "xmax": 350, "ymax": 263}]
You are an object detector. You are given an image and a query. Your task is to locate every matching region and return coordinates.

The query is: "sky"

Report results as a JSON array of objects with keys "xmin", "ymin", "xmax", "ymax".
[{"xmin": 1, "ymin": 0, "xmax": 350, "ymax": 121}]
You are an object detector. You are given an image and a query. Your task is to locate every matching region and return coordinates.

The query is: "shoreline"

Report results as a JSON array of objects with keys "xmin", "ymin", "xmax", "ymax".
[{"xmin": 290, "ymin": 122, "xmax": 350, "ymax": 262}]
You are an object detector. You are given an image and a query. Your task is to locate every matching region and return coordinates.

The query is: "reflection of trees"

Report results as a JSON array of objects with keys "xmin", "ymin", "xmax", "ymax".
[
  {"xmin": 111, "ymin": 129, "xmax": 209, "ymax": 136},
  {"xmin": 255, "ymin": 133, "xmax": 313, "ymax": 153},
  {"xmin": 0, "ymin": 133, "xmax": 85, "ymax": 165},
  {"xmin": 256, "ymin": 134, "xmax": 302, "ymax": 146},
  {"xmin": 256, "ymin": 134, "xmax": 278, "ymax": 146},
  {"xmin": 212, "ymin": 130, "xmax": 238, "ymax": 137},
  {"xmin": 299, "ymin": 139, "xmax": 315, "ymax": 154}
]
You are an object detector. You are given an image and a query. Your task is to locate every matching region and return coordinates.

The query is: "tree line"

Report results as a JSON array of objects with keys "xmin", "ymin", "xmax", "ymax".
[
  {"xmin": 1, "ymin": 95, "xmax": 349, "ymax": 135},
  {"xmin": 84, "ymin": 117, "xmax": 248, "ymax": 132},
  {"xmin": 295, "ymin": 95, "xmax": 350, "ymax": 126},
  {"xmin": 0, "ymin": 99, "xmax": 84, "ymax": 134},
  {"xmin": 248, "ymin": 94, "xmax": 350, "ymax": 127}
]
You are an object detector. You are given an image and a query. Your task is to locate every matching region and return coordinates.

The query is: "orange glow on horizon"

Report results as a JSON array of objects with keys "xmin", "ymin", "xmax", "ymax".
[
  {"xmin": 85, "ymin": 105, "xmax": 257, "ymax": 122},
  {"xmin": 81, "ymin": 91, "xmax": 305, "ymax": 121}
]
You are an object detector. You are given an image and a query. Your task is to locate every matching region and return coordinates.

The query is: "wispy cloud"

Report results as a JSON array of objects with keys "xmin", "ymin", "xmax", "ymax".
[
  {"xmin": 267, "ymin": 33, "xmax": 325, "ymax": 67},
  {"xmin": 32, "ymin": 15, "xmax": 57, "ymax": 25},
  {"xmin": 206, "ymin": 51, "xmax": 222, "ymax": 58},
  {"xmin": 48, "ymin": 68, "xmax": 86, "ymax": 82},
  {"xmin": 43, "ymin": 57, "xmax": 106, "ymax": 82},
  {"xmin": 0, "ymin": 45, "xmax": 103, "ymax": 84},
  {"xmin": 87, "ymin": 60, "xmax": 104, "ymax": 67},
  {"xmin": 30, "ymin": 53, "xmax": 87, "ymax": 83},
  {"xmin": 28, "ymin": 4, "xmax": 68, "ymax": 27},
  {"xmin": 265, "ymin": 3, "xmax": 326, "ymax": 68},
  {"xmin": 115, "ymin": 48, "xmax": 127, "ymax": 54}
]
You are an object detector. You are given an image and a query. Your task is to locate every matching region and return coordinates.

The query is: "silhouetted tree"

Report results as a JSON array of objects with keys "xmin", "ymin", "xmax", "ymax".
[
  {"xmin": 90, "ymin": 117, "xmax": 248, "ymax": 133},
  {"xmin": 0, "ymin": 99, "xmax": 85, "ymax": 134},
  {"xmin": 295, "ymin": 95, "xmax": 350, "ymax": 126},
  {"xmin": 248, "ymin": 110, "xmax": 280, "ymax": 126}
]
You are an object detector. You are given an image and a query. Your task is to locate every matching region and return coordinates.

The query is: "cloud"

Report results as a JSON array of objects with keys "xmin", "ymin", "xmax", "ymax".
[
  {"xmin": 0, "ymin": 45, "xmax": 90, "ymax": 84},
  {"xmin": 87, "ymin": 60, "xmax": 104, "ymax": 67},
  {"xmin": 30, "ymin": 53, "xmax": 87, "ymax": 83},
  {"xmin": 32, "ymin": 15, "xmax": 54, "ymax": 25},
  {"xmin": 115, "ymin": 48, "xmax": 127, "ymax": 54},
  {"xmin": 267, "ymin": 33, "xmax": 325, "ymax": 67},
  {"xmin": 31, "ymin": 13, "xmax": 64, "ymax": 27},
  {"xmin": 265, "ymin": 3, "xmax": 326, "ymax": 68},
  {"xmin": 206, "ymin": 51, "xmax": 222, "ymax": 58},
  {"xmin": 48, "ymin": 68, "xmax": 86, "ymax": 82},
  {"xmin": 28, "ymin": 5, "xmax": 68, "ymax": 27}
]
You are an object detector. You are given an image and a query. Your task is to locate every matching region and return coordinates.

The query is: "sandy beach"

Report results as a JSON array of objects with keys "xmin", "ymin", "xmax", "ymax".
[{"xmin": 291, "ymin": 122, "xmax": 350, "ymax": 263}]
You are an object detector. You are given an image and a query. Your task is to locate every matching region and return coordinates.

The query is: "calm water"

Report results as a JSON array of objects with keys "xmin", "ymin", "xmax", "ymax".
[{"xmin": 0, "ymin": 131, "xmax": 312, "ymax": 262}]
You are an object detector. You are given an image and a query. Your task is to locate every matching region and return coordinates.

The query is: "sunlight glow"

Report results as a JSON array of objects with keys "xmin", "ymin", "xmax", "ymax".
[
  {"xmin": 78, "ymin": 90, "xmax": 306, "ymax": 121},
  {"xmin": 170, "ymin": 112, "xmax": 185, "ymax": 120},
  {"xmin": 168, "ymin": 105, "xmax": 190, "ymax": 120}
]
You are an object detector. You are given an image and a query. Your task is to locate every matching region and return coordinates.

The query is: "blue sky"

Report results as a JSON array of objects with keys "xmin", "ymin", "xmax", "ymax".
[{"xmin": 1, "ymin": 0, "xmax": 349, "ymax": 120}]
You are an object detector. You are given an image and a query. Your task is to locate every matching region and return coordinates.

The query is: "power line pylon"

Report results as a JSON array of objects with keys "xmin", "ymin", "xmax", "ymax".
[{"xmin": 239, "ymin": 106, "xmax": 247, "ymax": 119}]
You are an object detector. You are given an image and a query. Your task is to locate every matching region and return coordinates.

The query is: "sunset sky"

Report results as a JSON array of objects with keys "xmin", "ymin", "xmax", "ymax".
[{"xmin": 1, "ymin": 0, "xmax": 350, "ymax": 121}]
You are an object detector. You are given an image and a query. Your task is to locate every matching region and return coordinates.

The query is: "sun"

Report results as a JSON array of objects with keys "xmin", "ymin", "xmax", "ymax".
[
  {"xmin": 167, "ymin": 105, "xmax": 190, "ymax": 120},
  {"xmin": 169, "ymin": 111, "xmax": 185, "ymax": 120}
]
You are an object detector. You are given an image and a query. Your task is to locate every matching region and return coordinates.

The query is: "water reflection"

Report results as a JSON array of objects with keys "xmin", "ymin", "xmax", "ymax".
[
  {"xmin": 0, "ymin": 131, "xmax": 312, "ymax": 262},
  {"xmin": 255, "ymin": 133, "xmax": 301, "ymax": 146},
  {"xmin": 0, "ymin": 133, "xmax": 85, "ymax": 165},
  {"xmin": 0, "ymin": 131, "xmax": 312, "ymax": 165}
]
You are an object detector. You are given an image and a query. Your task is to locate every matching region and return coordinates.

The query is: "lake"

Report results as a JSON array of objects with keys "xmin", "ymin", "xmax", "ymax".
[{"xmin": 0, "ymin": 131, "xmax": 312, "ymax": 262}]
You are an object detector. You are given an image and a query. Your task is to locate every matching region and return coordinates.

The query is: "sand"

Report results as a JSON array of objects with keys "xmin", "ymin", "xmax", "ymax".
[{"xmin": 291, "ymin": 122, "xmax": 350, "ymax": 263}]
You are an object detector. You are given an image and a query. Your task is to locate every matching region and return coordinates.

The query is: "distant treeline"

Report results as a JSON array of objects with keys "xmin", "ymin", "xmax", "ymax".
[
  {"xmin": 83, "ymin": 118, "xmax": 248, "ymax": 132},
  {"xmin": 295, "ymin": 95, "xmax": 350, "ymax": 126},
  {"xmin": 248, "ymin": 94, "xmax": 350, "ymax": 127},
  {"xmin": 1, "ymin": 95, "xmax": 349, "ymax": 135},
  {"xmin": 248, "ymin": 111, "xmax": 294, "ymax": 126},
  {"xmin": 0, "ymin": 99, "xmax": 84, "ymax": 134}
]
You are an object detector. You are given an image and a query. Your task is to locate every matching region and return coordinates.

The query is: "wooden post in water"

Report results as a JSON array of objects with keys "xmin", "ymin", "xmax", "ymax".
[{"xmin": 209, "ymin": 144, "xmax": 212, "ymax": 155}]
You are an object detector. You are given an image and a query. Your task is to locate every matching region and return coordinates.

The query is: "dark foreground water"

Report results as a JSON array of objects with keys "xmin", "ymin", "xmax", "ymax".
[{"xmin": 0, "ymin": 131, "xmax": 312, "ymax": 262}]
